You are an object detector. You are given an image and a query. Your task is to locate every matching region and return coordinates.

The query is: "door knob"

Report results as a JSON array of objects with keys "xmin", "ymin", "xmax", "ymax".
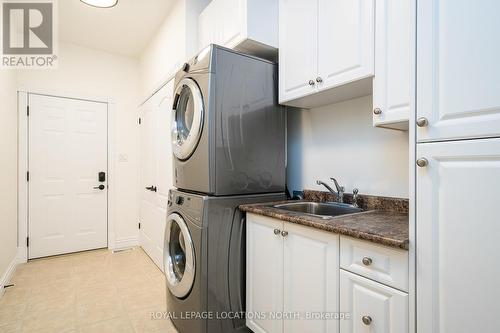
[
  {"xmin": 416, "ymin": 117, "xmax": 429, "ymax": 127},
  {"xmin": 416, "ymin": 158, "xmax": 429, "ymax": 167},
  {"xmin": 308, "ymin": 80, "xmax": 315, "ymax": 86},
  {"xmin": 93, "ymin": 185, "xmax": 105, "ymax": 190},
  {"xmin": 316, "ymin": 77, "xmax": 323, "ymax": 83},
  {"xmin": 281, "ymin": 230, "xmax": 288, "ymax": 237},
  {"xmin": 273, "ymin": 229, "xmax": 281, "ymax": 235},
  {"xmin": 373, "ymin": 108, "xmax": 382, "ymax": 115}
]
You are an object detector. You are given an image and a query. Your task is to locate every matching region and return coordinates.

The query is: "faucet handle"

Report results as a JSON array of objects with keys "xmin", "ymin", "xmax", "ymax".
[{"xmin": 352, "ymin": 188, "xmax": 360, "ymax": 207}]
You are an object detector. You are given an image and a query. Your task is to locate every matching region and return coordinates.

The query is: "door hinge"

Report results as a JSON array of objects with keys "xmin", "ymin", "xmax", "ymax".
[
  {"xmin": 26, "ymin": 171, "xmax": 29, "ymax": 182},
  {"xmin": 27, "ymin": 105, "xmax": 29, "ymax": 116},
  {"xmin": 138, "ymin": 117, "xmax": 141, "ymax": 125},
  {"xmin": 138, "ymin": 222, "xmax": 141, "ymax": 229},
  {"xmin": 26, "ymin": 237, "xmax": 29, "ymax": 247}
]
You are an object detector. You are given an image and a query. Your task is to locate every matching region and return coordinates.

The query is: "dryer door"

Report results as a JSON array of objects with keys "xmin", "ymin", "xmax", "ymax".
[
  {"xmin": 171, "ymin": 78, "xmax": 204, "ymax": 160},
  {"xmin": 164, "ymin": 213, "xmax": 196, "ymax": 298}
]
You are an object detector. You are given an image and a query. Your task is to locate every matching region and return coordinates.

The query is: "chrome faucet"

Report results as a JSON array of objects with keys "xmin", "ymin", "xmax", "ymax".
[{"xmin": 316, "ymin": 178, "xmax": 345, "ymax": 203}]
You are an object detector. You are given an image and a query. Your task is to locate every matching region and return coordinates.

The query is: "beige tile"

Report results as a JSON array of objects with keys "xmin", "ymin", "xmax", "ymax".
[
  {"xmin": 78, "ymin": 316, "xmax": 134, "ymax": 333},
  {"xmin": 119, "ymin": 287, "xmax": 165, "ymax": 313},
  {"xmin": 0, "ymin": 304, "xmax": 27, "ymax": 327},
  {"xmin": 129, "ymin": 310, "xmax": 178, "ymax": 333},
  {"xmin": 113, "ymin": 274, "xmax": 152, "ymax": 291},
  {"xmin": 29, "ymin": 280, "xmax": 77, "ymax": 305},
  {"xmin": 21, "ymin": 307, "xmax": 77, "ymax": 333},
  {"xmin": 76, "ymin": 283, "xmax": 118, "ymax": 306},
  {"xmin": 0, "ymin": 322, "xmax": 21, "ymax": 333},
  {"xmin": 0, "ymin": 287, "xmax": 32, "ymax": 307},
  {"xmin": 76, "ymin": 297, "xmax": 124, "ymax": 325}
]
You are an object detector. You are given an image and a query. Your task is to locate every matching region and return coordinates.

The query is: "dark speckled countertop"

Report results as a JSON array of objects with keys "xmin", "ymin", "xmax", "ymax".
[{"xmin": 240, "ymin": 190, "xmax": 409, "ymax": 250}]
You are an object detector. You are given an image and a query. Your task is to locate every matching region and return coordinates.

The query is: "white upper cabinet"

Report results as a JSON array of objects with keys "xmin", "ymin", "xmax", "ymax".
[
  {"xmin": 279, "ymin": 0, "xmax": 374, "ymax": 108},
  {"xmin": 278, "ymin": 0, "xmax": 318, "ymax": 102},
  {"xmin": 416, "ymin": 138, "xmax": 500, "ymax": 333},
  {"xmin": 373, "ymin": 0, "xmax": 415, "ymax": 130},
  {"xmin": 417, "ymin": 0, "xmax": 500, "ymax": 142},
  {"xmin": 198, "ymin": 0, "xmax": 278, "ymax": 61},
  {"xmin": 317, "ymin": 0, "xmax": 374, "ymax": 92}
]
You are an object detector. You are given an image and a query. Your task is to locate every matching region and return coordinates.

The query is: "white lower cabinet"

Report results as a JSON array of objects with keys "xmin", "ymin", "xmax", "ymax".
[
  {"xmin": 246, "ymin": 213, "xmax": 408, "ymax": 333},
  {"xmin": 246, "ymin": 214, "xmax": 284, "ymax": 333},
  {"xmin": 246, "ymin": 213, "xmax": 339, "ymax": 333},
  {"xmin": 283, "ymin": 222, "xmax": 339, "ymax": 333},
  {"xmin": 340, "ymin": 270, "xmax": 408, "ymax": 333}
]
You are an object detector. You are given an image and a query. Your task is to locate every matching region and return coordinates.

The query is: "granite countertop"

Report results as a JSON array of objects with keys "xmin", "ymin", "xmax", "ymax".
[{"xmin": 240, "ymin": 190, "xmax": 409, "ymax": 250}]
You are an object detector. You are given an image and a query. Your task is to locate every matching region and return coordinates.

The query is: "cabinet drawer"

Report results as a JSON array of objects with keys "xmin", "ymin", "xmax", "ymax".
[
  {"xmin": 340, "ymin": 236, "xmax": 408, "ymax": 291},
  {"xmin": 340, "ymin": 270, "xmax": 408, "ymax": 333}
]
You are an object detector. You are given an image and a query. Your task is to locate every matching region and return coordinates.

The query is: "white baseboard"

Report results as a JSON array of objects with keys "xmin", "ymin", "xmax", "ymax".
[
  {"xmin": 0, "ymin": 252, "xmax": 19, "ymax": 299},
  {"xmin": 112, "ymin": 236, "xmax": 139, "ymax": 250},
  {"xmin": 17, "ymin": 247, "xmax": 27, "ymax": 264}
]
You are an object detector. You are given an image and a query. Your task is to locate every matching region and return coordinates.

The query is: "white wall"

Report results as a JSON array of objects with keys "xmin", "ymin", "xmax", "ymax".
[
  {"xmin": 17, "ymin": 42, "xmax": 141, "ymax": 245},
  {"xmin": 0, "ymin": 69, "xmax": 19, "ymax": 282},
  {"xmin": 139, "ymin": 0, "xmax": 210, "ymax": 99},
  {"xmin": 287, "ymin": 95, "xmax": 409, "ymax": 198}
]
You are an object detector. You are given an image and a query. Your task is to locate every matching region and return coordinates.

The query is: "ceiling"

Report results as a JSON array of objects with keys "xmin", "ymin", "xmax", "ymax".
[{"xmin": 59, "ymin": 0, "xmax": 176, "ymax": 58}]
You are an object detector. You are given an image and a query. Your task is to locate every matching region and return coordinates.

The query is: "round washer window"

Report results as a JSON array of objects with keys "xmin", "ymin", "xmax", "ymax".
[
  {"xmin": 164, "ymin": 213, "xmax": 195, "ymax": 298},
  {"xmin": 172, "ymin": 78, "xmax": 204, "ymax": 160}
]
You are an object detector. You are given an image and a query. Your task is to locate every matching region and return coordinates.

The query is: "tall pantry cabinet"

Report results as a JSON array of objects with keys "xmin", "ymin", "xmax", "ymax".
[{"xmin": 416, "ymin": 1, "xmax": 500, "ymax": 333}]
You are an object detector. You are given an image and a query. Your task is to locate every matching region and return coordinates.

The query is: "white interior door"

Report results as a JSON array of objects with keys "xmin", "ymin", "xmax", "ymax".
[
  {"xmin": 29, "ymin": 94, "xmax": 108, "ymax": 259},
  {"xmin": 139, "ymin": 81, "xmax": 174, "ymax": 271}
]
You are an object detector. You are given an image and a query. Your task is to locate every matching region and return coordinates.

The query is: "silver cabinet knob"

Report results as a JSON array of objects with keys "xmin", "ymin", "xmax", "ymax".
[
  {"xmin": 362, "ymin": 316, "xmax": 373, "ymax": 325},
  {"xmin": 416, "ymin": 158, "xmax": 429, "ymax": 167},
  {"xmin": 416, "ymin": 117, "xmax": 429, "ymax": 127},
  {"xmin": 281, "ymin": 230, "xmax": 289, "ymax": 237},
  {"xmin": 373, "ymin": 108, "xmax": 382, "ymax": 115},
  {"xmin": 273, "ymin": 228, "xmax": 281, "ymax": 235},
  {"xmin": 362, "ymin": 257, "xmax": 372, "ymax": 266},
  {"xmin": 308, "ymin": 80, "xmax": 315, "ymax": 86},
  {"xmin": 316, "ymin": 77, "xmax": 323, "ymax": 83}
]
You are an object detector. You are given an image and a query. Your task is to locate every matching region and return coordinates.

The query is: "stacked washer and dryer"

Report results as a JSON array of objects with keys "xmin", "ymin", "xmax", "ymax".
[{"xmin": 164, "ymin": 45, "xmax": 286, "ymax": 333}]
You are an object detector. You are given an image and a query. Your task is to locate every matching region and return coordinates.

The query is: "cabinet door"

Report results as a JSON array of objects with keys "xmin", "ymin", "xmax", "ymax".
[
  {"xmin": 416, "ymin": 138, "xmax": 500, "ymax": 333},
  {"xmin": 373, "ymin": 0, "xmax": 415, "ymax": 130},
  {"xmin": 340, "ymin": 270, "xmax": 408, "ymax": 333},
  {"xmin": 219, "ymin": 0, "xmax": 245, "ymax": 48},
  {"xmin": 246, "ymin": 214, "xmax": 284, "ymax": 333},
  {"xmin": 417, "ymin": 0, "xmax": 500, "ymax": 142},
  {"xmin": 283, "ymin": 223, "xmax": 339, "ymax": 333},
  {"xmin": 317, "ymin": 0, "xmax": 374, "ymax": 91},
  {"xmin": 279, "ymin": 0, "xmax": 318, "ymax": 103}
]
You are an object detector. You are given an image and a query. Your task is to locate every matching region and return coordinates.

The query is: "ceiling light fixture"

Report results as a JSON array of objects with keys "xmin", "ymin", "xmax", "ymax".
[{"xmin": 80, "ymin": 0, "xmax": 118, "ymax": 8}]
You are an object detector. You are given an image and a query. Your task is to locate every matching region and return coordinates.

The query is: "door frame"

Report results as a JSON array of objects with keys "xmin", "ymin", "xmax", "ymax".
[{"xmin": 17, "ymin": 89, "xmax": 117, "ymax": 262}]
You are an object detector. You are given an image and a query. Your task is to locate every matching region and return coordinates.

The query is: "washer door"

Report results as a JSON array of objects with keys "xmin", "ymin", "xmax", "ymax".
[
  {"xmin": 171, "ymin": 78, "xmax": 204, "ymax": 161},
  {"xmin": 164, "ymin": 213, "xmax": 196, "ymax": 298}
]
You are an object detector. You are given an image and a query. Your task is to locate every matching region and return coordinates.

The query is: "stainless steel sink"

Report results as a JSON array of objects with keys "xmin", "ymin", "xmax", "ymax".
[{"xmin": 273, "ymin": 201, "xmax": 363, "ymax": 218}]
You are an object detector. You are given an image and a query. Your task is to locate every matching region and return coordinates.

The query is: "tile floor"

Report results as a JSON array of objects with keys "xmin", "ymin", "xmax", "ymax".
[{"xmin": 0, "ymin": 247, "xmax": 178, "ymax": 333}]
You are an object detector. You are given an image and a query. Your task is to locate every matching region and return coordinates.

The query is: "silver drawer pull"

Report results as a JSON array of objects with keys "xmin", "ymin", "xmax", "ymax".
[
  {"xmin": 273, "ymin": 229, "xmax": 281, "ymax": 235},
  {"xmin": 362, "ymin": 315, "xmax": 373, "ymax": 325},
  {"xmin": 362, "ymin": 257, "xmax": 373, "ymax": 266},
  {"xmin": 281, "ymin": 230, "xmax": 289, "ymax": 237}
]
